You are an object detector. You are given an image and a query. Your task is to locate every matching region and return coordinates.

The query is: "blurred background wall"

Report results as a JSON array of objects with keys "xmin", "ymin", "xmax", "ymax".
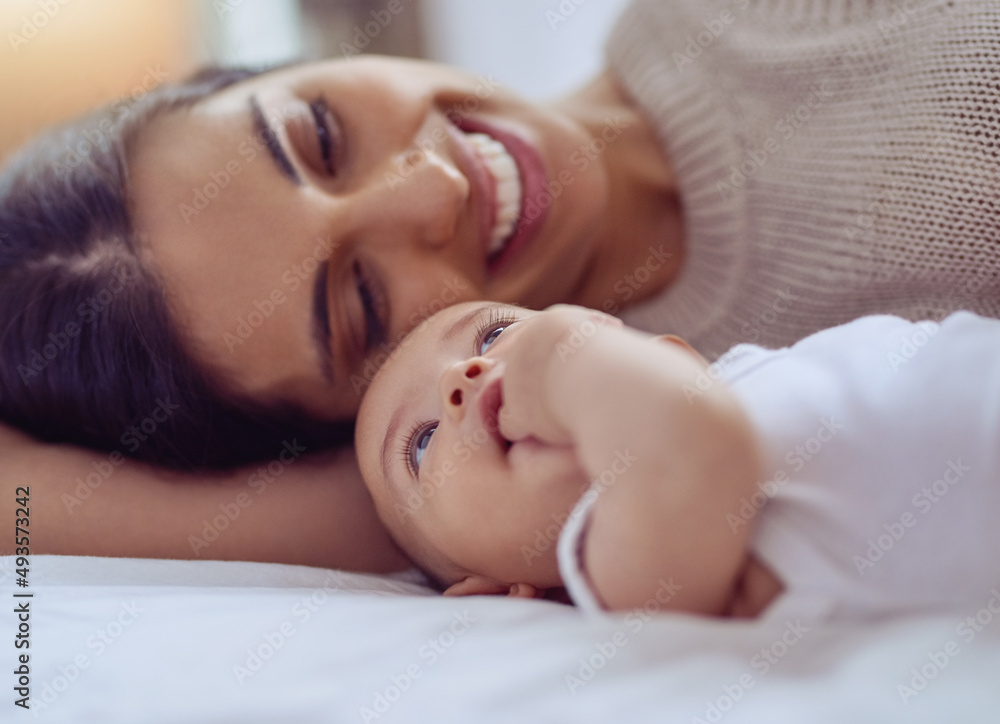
[
  {"xmin": 0, "ymin": 0, "xmax": 631, "ymax": 162},
  {"xmin": 0, "ymin": 0, "xmax": 196, "ymax": 162}
]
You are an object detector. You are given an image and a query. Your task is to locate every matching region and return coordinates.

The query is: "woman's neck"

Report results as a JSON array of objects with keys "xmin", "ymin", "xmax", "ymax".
[{"xmin": 548, "ymin": 70, "xmax": 686, "ymax": 313}]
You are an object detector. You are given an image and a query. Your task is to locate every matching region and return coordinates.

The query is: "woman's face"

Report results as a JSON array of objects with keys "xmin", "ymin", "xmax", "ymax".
[{"xmin": 129, "ymin": 56, "xmax": 609, "ymax": 421}]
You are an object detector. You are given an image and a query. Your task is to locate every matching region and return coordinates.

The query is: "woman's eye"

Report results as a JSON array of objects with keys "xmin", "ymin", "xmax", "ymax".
[
  {"xmin": 310, "ymin": 97, "xmax": 338, "ymax": 175},
  {"xmin": 411, "ymin": 425, "xmax": 437, "ymax": 471},
  {"xmin": 354, "ymin": 261, "xmax": 387, "ymax": 352},
  {"xmin": 479, "ymin": 326, "xmax": 508, "ymax": 355}
]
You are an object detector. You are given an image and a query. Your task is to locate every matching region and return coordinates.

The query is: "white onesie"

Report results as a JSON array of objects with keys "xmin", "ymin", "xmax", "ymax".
[{"xmin": 558, "ymin": 312, "xmax": 1000, "ymax": 624}]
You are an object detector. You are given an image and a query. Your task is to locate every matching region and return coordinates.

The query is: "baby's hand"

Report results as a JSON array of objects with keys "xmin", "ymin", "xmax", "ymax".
[{"xmin": 498, "ymin": 305, "xmax": 621, "ymax": 446}]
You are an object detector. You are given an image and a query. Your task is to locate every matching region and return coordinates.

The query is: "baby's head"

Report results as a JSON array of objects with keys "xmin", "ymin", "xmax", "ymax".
[{"xmin": 355, "ymin": 302, "xmax": 599, "ymax": 598}]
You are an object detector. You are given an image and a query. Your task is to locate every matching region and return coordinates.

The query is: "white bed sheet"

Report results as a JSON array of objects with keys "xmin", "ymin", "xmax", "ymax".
[{"xmin": 5, "ymin": 555, "xmax": 998, "ymax": 723}]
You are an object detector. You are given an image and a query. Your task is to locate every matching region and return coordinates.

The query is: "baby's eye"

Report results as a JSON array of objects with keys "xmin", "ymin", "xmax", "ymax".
[
  {"xmin": 479, "ymin": 326, "xmax": 509, "ymax": 355},
  {"xmin": 411, "ymin": 424, "xmax": 437, "ymax": 471},
  {"xmin": 474, "ymin": 307, "xmax": 520, "ymax": 356}
]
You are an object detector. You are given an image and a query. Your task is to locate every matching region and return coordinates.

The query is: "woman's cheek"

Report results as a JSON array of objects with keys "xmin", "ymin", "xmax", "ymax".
[{"xmin": 281, "ymin": 269, "xmax": 301, "ymax": 292}]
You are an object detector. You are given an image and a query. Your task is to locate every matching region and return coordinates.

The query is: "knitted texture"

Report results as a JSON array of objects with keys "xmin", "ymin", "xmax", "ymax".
[{"xmin": 606, "ymin": 0, "xmax": 999, "ymax": 358}]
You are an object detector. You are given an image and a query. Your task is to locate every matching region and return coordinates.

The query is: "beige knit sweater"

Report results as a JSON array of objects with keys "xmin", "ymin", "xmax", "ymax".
[{"xmin": 605, "ymin": 0, "xmax": 999, "ymax": 359}]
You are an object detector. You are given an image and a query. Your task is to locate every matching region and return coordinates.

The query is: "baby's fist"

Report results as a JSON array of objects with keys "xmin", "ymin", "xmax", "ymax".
[{"xmin": 497, "ymin": 305, "xmax": 621, "ymax": 445}]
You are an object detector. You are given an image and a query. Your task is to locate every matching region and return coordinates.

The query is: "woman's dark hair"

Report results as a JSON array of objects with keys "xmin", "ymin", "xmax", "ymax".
[{"xmin": 0, "ymin": 65, "xmax": 352, "ymax": 470}]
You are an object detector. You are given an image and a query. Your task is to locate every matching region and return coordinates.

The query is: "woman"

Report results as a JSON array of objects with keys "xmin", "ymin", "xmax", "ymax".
[{"xmin": 2, "ymin": 0, "xmax": 997, "ymax": 570}]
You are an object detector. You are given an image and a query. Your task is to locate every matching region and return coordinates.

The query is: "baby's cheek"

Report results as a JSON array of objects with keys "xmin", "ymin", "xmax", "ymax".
[
  {"xmin": 373, "ymin": 495, "xmax": 407, "ymax": 540},
  {"xmin": 510, "ymin": 441, "xmax": 589, "ymax": 499}
]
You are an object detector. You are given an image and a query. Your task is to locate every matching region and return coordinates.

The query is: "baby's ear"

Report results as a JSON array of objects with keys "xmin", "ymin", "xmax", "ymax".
[
  {"xmin": 442, "ymin": 575, "xmax": 509, "ymax": 598},
  {"xmin": 443, "ymin": 576, "xmax": 541, "ymax": 599},
  {"xmin": 656, "ymin": 334, "xmax": 708, "ymax": 365}
]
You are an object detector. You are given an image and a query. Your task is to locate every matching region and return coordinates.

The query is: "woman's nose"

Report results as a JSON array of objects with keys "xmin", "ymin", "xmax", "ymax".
[
  {"xmin": 366, "ymin": 141, "xmax": 470, "ymax": 250},
  {"xmin": 440, "ymin": 356, "xmax": 495, "ymax": 422}
]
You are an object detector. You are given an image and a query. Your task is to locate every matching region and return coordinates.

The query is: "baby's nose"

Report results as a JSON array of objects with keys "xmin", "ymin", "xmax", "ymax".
[{"xmin": 440, "ymin": 358, "xmax": 492, "ymax": 420}]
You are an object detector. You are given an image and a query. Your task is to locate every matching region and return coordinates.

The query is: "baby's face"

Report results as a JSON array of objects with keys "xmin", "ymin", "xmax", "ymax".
[{"xmin": 356, "ymin": 302, "xmax": 591, "ymax": 590}]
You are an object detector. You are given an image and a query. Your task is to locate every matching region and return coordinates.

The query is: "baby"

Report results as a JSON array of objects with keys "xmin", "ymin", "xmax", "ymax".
[{"xmin": 355, "ymin": 302, "xmax": 1000, "ymax": 624}]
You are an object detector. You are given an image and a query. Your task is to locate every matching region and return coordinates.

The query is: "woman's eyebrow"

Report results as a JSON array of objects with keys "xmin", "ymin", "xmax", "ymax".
[{"xmin": 249, "ymin": 94, "xmax": 302, "ymax": 186}]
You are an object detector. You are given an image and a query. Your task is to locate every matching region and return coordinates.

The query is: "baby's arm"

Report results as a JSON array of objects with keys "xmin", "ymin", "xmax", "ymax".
[{"xmin": 500, "ymin": 308, "xmax": 762, "ymax": 615}]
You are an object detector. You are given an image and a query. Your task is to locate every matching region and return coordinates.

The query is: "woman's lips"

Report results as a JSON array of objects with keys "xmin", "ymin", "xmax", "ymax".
[
  {"xmin": 451, "ymin": 115, "xmax": 551, "ymax": 277},
  {"xmin": 447, "ymin": 121, "xmax": 497, "ymax": 264}
]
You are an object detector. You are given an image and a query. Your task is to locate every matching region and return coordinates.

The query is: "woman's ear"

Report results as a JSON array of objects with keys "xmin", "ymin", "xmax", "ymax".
[{"xmin": 656, "ymin": 334, "xmax": 708, "ymax": 366}]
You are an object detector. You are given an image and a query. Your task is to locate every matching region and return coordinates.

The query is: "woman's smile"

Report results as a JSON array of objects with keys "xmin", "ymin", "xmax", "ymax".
[{"xmin": 451, "ymin": 114, "xmax": 552, "ymax": 274}]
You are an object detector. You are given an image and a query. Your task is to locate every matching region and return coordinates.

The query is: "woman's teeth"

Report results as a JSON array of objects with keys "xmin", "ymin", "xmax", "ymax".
[{"xmin": 465, "ymin": 132, "xmax": 523, "ymax": 256}]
